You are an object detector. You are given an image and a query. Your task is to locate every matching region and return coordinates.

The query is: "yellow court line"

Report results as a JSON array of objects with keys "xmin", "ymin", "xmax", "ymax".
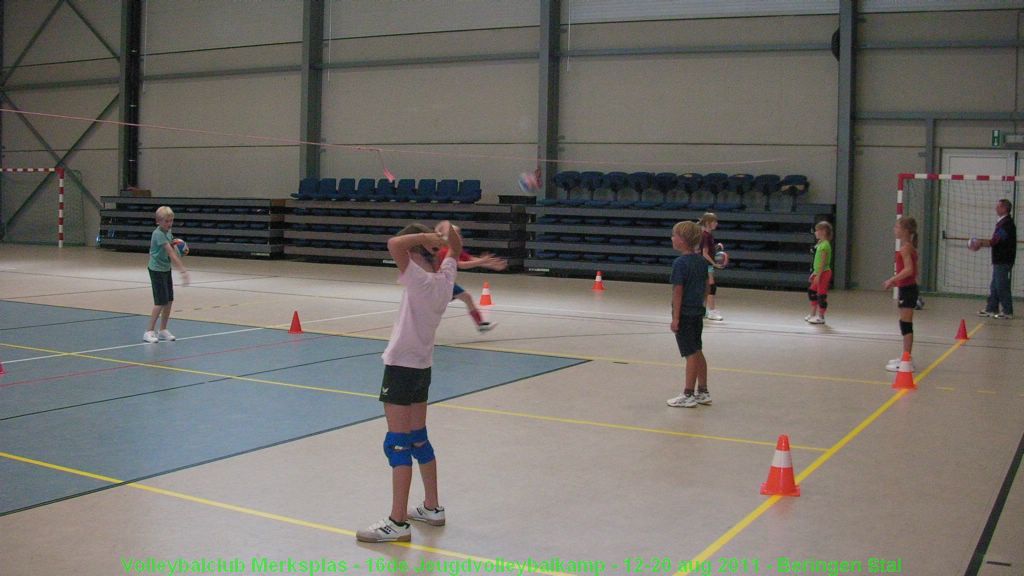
[
  {"xmin": 0, "ymin": 340, "xmax": 810, "ymax": 450},
  {"xmin": 674, "ymin": 321, "xmax": 985, "ymax": 575},
  {"xmin": 0, "ymin": 451, "xmax": 575, "ymax": 576},
  {"xmin": 439, "ymin": 403, "xmax": 827, "ymax": 452}
]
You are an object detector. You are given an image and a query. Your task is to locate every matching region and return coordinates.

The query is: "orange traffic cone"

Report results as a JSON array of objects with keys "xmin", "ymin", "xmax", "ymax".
[
  {"xmin": 955, "ymin": 319, "xmax": 969, "ymax": 341},
  {"xmin": 288, "ymin": 311, "xmax": 303, "ymax": 334},
  {"xmin": 761, "ymin": 434, "xmax": 800, "ymax": 497},
  {"xmin": 592, "ymin": 271, "xmax": 605, "ymax": 292},
  {"xmin": 891, "ymin": 351, "xmax": 916, "ymax": 390},
  {"xmin": 479, "ymin": 282, "xmax": 493, "ymax": 307}
]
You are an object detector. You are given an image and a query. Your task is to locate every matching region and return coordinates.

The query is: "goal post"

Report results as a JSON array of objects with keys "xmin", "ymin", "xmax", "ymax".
[
  {"xmin": 0, "ymin": 166, "xmax": 84, "ymax": 247},
  {"xmin": 897, "ymin": 173, "xmax": 1022, "ymax": 298}
]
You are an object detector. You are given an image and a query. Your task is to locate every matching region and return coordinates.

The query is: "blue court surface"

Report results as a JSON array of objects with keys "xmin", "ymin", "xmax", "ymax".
[{"xmin": 0, "ymin": 301, "xmax": 584, "ymax": 515}]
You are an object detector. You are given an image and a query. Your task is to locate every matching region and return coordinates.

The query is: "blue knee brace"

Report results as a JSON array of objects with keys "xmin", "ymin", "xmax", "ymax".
[
  {"xmin": 383, "ymin": 431, "xmax": 412, "ymax": 467},
  {"xmin": 409, "ymin": 427, "xmax": 435, "ymax": 464}
]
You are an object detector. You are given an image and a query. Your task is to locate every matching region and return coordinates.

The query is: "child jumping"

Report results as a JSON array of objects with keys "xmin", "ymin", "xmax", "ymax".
[
  {"xmin": 144, "ymin": 206, "xmax": 189, "ymax": 343},
  {"xmin": 699, "ymin": 212, "xmax": 724, "ymax": 321},
  {"xmin": 432, "ymin": 224, "xmax": 507, "ymax": 332},
  {"xmin": 805, "ymin": 221, "xmax": 833, "ymax": 324},
  {"xmin": 356, "ymin": 221, "xmax": 460, "ymax": 543},
  {"xmin": 667, "ymin": 221, "xmax": 711, "ymax": 408},
  {"xmin": 882, "ymin": 217, "xmax": 919, "ymax": 372}
]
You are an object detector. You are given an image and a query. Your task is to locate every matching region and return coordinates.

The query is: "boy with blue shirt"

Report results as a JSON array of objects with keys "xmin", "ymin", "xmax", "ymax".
[
  {"xmin": 144, "ymin": 206, "xmax": 189, "ymax": 343},
  {"xmin": 667, "ymin": 221, "xmax": 711, "ymax": 408}
]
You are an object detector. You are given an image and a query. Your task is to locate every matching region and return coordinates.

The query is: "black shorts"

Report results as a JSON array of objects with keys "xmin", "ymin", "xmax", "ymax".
[
  {"xmin": 897, "ymin": 284, "xmax": 919, "ymax": 309},
  {"xmin": 674, "ymin": 315, "xmax": 704, "ymax": 357},
  {"xmin": 149, "ymin": 268, "xmax": 174, "ymax": 306},
  {"xmin": 380, "ymin": 365, "xmax": 431, "ymax": 405}
]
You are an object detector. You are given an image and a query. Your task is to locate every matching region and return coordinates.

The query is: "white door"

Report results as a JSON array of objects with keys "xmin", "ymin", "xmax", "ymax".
[{"xmin": 937, "ymin": 150, "xmax": 1016, "ymax": 295}]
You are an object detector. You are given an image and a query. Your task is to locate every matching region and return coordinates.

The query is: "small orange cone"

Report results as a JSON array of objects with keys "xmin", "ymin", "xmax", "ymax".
[
  {"xmin": 955, "ymin": 319, "xmax": 969, "ymax": 341},
  {"xmin": 479, "ymin": 282, "xmax": 493, "ymax": 307},
  {"xmin": 761, "ymin": 434, "xmax": 800, "ymax": 497},
  {"xmin": 288, "ymin": 311, "xmax": 303, "ymax": 334},
  {"xmin": 592, "ymin": 271, "xmax": 605, "ymax": 291},
  {"xmin": 891, "ymin": 351, "xmax": 916, "ymax": 390}
]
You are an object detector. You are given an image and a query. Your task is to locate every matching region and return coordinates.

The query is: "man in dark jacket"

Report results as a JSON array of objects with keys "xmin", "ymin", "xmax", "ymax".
[{"xmin": 976, "ymin": 198, "xmax": 1016, "ymax": 319}]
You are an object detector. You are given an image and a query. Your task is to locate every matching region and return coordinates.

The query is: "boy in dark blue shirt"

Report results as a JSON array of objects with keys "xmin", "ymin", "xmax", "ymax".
[{"xmin": 667, "ymin": 221, "xmax": 711, "ymax": 408}]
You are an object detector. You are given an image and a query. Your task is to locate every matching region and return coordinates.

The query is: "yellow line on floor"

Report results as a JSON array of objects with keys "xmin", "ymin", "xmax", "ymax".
[
  {"xmin": 673, "ymin": 321, "xmax": 985, "ymax": 575},
  {"xmin": 0, "ymin": 451, "xmax": 575, "ymax": 576},
  {"xmin": 439, "ymin": 403, "xmax": 827, "ymax": 452},
  {"xmin": 0, "ymin": 341, "xmax": 810, "ymax": 450}
]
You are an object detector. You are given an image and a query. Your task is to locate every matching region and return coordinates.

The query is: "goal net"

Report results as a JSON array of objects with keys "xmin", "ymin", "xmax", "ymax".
[
  {"xmin": 898, "ymin": 173, "xmax": 1021, "ymax": 297},
  {"xmin": 1, "ymin": 167, "xmax": 86, "ymax": 246}
]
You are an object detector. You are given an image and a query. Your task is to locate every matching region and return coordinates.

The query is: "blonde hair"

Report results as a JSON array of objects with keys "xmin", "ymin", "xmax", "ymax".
[
  {"xmin": 897, "ymin": 216, "xmax": 918, "ymax": 248},
  {"xmin": 698, "ymin": 212, "xmax": 718, "ymax": 227},
  {"xmin": 815, "ymin": 221, "xmax": 833, "ymax": 240},
  {"xmin": 672, "ymin": 221, "xmax": 702, "ymax": 249},
  {"xmin": 155, "ymin": 206, "xmax": 174, "ymax": 221}
]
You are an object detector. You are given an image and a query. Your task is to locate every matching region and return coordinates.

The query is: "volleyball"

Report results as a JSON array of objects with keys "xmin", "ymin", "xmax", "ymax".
[
  {"xmin": 714, "ymin": 251, "xmax": 729, "ymax": 267},
  {"xmin": 517, "ymin": 171, "xmax": 540, "ymax": 193},
  {"xmin": 967, "ymin": 237, "xmax": 980, "ymax": 251},
  {"xmin": 172, "ymin": 238, "xmax": 189, "ymax": 256}
]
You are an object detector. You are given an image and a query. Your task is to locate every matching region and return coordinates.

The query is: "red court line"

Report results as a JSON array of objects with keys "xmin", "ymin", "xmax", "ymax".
[{"xmin": 0, "ymin": 333, "xmax": 337, "ymax": 390}]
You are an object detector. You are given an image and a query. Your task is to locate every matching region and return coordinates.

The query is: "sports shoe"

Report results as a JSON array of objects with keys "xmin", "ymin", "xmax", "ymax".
[
  {"xmin": 476, "ymin": 321, "xmax": 496, "ymax": 333},
  {"xmin": 886, "ymin": 361, "xmax": 915, "ymax": 373},
  {"xmin": 158, "ymin": 329, "xmax": 176, "ymax": 341},
  {"xmin": 804, "ymin": 314, "xmax": 815, "ymax": 322},
  {"xmin": 807, "ymin": 315, "xmax": 825, "ymax": 324},
  {"xmin": 885, "ymin": 358, "xmax": 901, "ymax": 369},
  {"xmin": 355, "ymin": 517, "xmax": 411, "ymax": 543},
  {"xmin": 978, "ymin": 309, "xmax": 994, "ymax": 317},
  {"xmin": 993, "ymin": 313, "xmax": 1013, "ymax": 320},
  {"xmin": 408, "ymin": 504, "xmax": 446, "ymax": 526},
  {"xmin": 143, "ymin": 331, "xmax": 159, "ymax": 343},
  {"xmin": 667, "ymin": 393, "xmax": 698, "ymax": 408},
  {"xmin": 705, "ymin": 309, "xmax": 723, "ymax": 321},
  {"xmin": 694, "ymin": 391, "xmax": 712, "ymax": 405}
]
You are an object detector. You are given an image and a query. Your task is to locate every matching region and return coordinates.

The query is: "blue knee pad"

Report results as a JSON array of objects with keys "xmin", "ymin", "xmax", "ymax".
[
  {"xmin": 409, "ymin": 427, "xmax": 435, "ymax": 464},
  {"xmin": 383, "ymin": 431, "xmax": 412, "ymax": 467}
]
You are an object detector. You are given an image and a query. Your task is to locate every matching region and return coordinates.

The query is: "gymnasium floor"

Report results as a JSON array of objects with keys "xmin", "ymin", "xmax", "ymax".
[{"xmin": 1, "ymin": 244, "xmax": 1021, "ymax": 576}]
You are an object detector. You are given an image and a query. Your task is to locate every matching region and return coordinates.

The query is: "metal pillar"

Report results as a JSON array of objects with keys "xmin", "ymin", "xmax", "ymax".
[
  {"xmin": 118, "ymin": 0, "xmax": 142, "ymax": 194},
  {"xmin": 834, "ymin": 0, "xmax": 856, "ymax": 288},
  {"xmin": 537, "ymin": 0, "xmax": 560, "ymax": 198},
  {"xmin": 300, "ymin": 0, "xmax": 324, "ymax": 180}
]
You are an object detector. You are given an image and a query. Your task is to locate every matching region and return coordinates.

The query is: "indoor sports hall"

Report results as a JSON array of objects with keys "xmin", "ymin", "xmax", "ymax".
[{"xmin": 2, "ymin": 2, "xmax": 1022, "ymax": 576}]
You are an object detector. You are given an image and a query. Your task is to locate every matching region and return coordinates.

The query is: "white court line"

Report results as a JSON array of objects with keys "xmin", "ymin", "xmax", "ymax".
[{"xmin": 2, "ymin": 308, "xmax": 398, "ymax": 364}]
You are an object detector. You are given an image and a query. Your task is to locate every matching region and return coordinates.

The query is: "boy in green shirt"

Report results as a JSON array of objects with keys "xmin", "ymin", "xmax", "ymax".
[{"xmin": 144, "ymin": 206, "xmax": 189, "ymax": 343}]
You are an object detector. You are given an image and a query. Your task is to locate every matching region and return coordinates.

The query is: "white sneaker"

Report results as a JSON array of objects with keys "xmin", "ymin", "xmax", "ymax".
[
  {"xmin": 158, "ymin": 329, "xmax": 176, "ymax": 341},
  {"xmin": 667, "ymin": 394, "xmax": 698, "ymax": 408},
  {"xmin": 476, "ymin": 321, "xmax": 496, "ymax": 333},
  {"xmin": 694, "ymin": 391, "xmax": 712, "ymax": 405},
  {"xmin": 355, "ymin": 518, "xmax": 411, "ymax": 543},
  {"xmin": 886, "ymin": 361, "xmax": 915, "ymax": 373},
  {"xmin": 807, "ymin": 315, "xmax": 825, "ymax": 324},
  {"xmin": 143, "ymin": 331, "xmax": 159, "ymax": 343},
  {"xmin": 885, "ymin": 358, "xmax": 901, "ymax": 368},
  {"xmin": 705, "ymin": 309, "xmax": 723, "ymax": 321},
  {"xmin": 408, "ymin": 505, "xmax": 446, "ymax": 526},
  {"xmin": 978, "ymin": 309, "xmax": 994, "ymax": 317},
  {"xmin": 804, "ymin": 314, "xmax": 815, "ymax": 322},
  {"xmin": 993, "ymin": 313, "xmax": 1013, "ymax": 320}
]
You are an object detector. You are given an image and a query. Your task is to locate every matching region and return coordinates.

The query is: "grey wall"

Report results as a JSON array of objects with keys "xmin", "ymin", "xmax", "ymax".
[{"xmin": 2, "ymin": 1, "xmax": 1021, "ymax": 290}]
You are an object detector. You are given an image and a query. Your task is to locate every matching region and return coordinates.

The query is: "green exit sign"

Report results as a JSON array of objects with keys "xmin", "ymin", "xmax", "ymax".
[{"xmin": 992, "ymin": 129, "xmax": 1002, "ymax": 147}]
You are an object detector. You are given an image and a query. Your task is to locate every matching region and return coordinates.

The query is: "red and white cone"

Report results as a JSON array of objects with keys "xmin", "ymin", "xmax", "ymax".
[
  {"xmin": 592, "ymin": 271, "xmax": 605, "ymax": 292},
  {"xmin": 479, "ymin": 282, "xmax": 493, "ymax": 307},
  {"xmin": 760, "ymin": 434, "xmax": 800, "ymax": 497},
  {"xmin": 891, "ymin": 351, "xmax": 916, "ymax": 390}
]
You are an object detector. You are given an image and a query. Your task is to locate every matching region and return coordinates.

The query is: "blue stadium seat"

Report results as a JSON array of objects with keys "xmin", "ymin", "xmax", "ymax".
[
  {"xmin": 292, "ymin": 177, "xmax": 318, "ymax": 200},
  {"xmin": 601, "ymin": 172, "xmax": 630, "ymax": 208},
  {"xmin": 337, "ymin": 178, "xmax": 356, "ymax": 200},
  {"xmin": 677, "ymin": 173, "xmax": 703, "ymax": 207},
  {"xmin": 702, "ymin": 173, "xmax": 729, "ymax": 210},
  {"xmin": 752, "ymin": 174, "xmax": 781, "ymax": 210},
  {"xmin": 434, "ymin": 179, "xmax": 458, "ymax": 202},
  {"xmin": 779, "ymin": 174, "xmax": 809, "ymax": 211},
  {"xmin": 653, "ymin": 172, "xmax": 681, "ymax": 209},
  {"xmin": 454, "ymin": 179, "xmax": 482, "ymax": 203},
  {"xmin": 578, "ymin": 171, "xmax": 606, "ymax": 207},
  {"xmin": 394, "ymin": 179, "xmax": 416, "ymax": 202},
  {"xmin": 375, "ymin": 178, "xmax": 396, "ymax": 201},
  {"xmin": 413, "ymin": 179, "xmax": 435, "ymax": 202},
  {"xmin": 317, "ymin": 178, "xmax": 337, "ymax": 201},
  {"xmin": 628, "ymin": 172, "xmax": 658, "ymax": 209},
  {"xmin": 354, "ymin": 178, "xmax": 376, "ymax": 201},
  {"xmin": 550, "ymin": 171, "xmax": 581, "ymax": 206},
  {"xmin": 723, "ymin": 174, "xmax": 753, "ymax": 211}
]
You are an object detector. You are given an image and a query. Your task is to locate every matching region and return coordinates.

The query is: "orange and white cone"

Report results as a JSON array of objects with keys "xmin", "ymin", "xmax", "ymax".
[
  {"xmin": 592, "ymin": 271, "xmax": 605, "ymax": 292},
  {"xmin": 479, "ymin": 282, "xmax": 493, "ymax": 307},
  {"xmin": 760, "ymin": 434, "xmax": 800, "ymax": 497},
  {"xmin": 955, "ymin": 319, "xmax": 969, "ymax": 341},
  {"xmin": 891, "ymin": 351, "xmax": 916, "ymax": 390},
  {"xmin": 288, "ymin": 310, "xmax": 303, "ymax": 334}
]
